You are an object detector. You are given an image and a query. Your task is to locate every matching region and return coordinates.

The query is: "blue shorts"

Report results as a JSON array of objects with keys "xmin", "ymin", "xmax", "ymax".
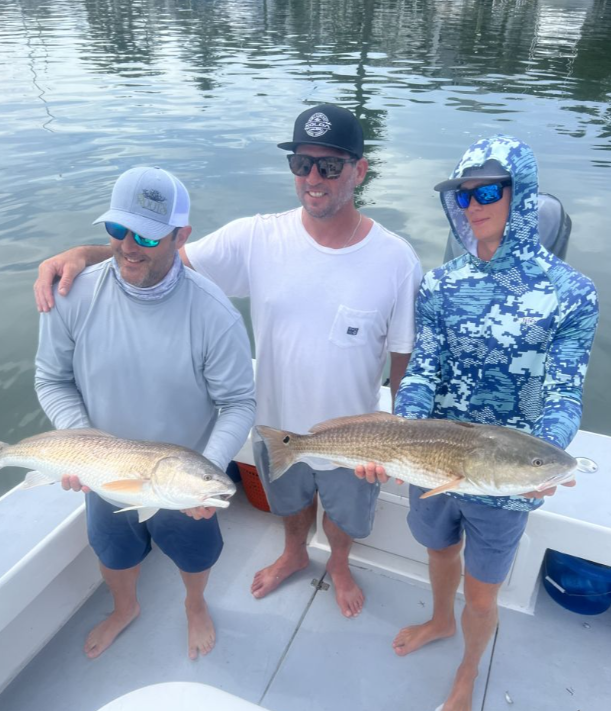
[
  {"xmin": 407, "ymin": 485, "xmax": 529, "ymax": 584},
  {"xmin": 86, "ymin": 492, "xmax": 223, "ymax": 573},
  {"xmin": 254, "ymin": 441, "xmax": 380, "ymax": 540}
]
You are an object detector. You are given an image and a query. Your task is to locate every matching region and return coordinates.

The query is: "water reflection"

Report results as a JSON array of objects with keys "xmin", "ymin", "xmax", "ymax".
[
  {"xmin": 1, "ymin": 0, "xmax": 610, "ymax": 494},
  {"xmin": 8, "ymin": 0, "xmax": 611, "ymax": 148}
]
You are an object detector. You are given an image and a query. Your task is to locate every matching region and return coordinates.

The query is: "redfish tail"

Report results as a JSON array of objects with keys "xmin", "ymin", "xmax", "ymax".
[{"xmin": 255, "ymin": 425, "xmax": 300, "ymax": 482}]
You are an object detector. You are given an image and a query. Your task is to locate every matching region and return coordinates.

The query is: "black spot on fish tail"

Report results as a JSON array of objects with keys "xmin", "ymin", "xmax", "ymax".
[{"xmin": 255, "ymin": 425, "xmax": 299, "ymax": 482}]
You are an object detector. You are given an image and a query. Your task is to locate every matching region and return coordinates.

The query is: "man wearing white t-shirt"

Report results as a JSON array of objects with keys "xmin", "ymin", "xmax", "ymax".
[{"xmin": 34, "ymin": 104, "xmax": 422, "ymax": 618}]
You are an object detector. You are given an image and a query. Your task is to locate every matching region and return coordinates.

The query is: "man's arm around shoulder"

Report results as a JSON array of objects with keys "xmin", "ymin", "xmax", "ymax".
[{"xmin": 35, "ymin": 245, "xmax": 112, "ymax": 312}]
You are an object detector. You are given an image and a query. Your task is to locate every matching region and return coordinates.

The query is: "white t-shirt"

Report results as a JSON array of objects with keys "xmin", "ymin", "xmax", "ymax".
[{"xmin": 185, "ymin": 208, "xmax": 422, "ymax": 434}]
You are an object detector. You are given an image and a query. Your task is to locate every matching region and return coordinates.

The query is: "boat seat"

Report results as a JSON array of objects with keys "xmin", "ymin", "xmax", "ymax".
[
  {"xmin": 96, "ymin": 681, "xmax": 268, "ymax": 711},
  {"xmin": 443, "ymin": 192, "xmax": 571, "ymax": 262}
]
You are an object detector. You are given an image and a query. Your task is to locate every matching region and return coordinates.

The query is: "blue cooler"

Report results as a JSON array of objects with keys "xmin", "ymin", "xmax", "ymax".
[{"xmin": 542, "ymin": 549, "xmax": 611, "ymax": 615}]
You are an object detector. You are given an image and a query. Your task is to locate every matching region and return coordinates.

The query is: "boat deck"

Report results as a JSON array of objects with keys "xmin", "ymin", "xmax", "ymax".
[{"xmin": 2, "ymin": 486, "xmax": 610, "ymax": 711}]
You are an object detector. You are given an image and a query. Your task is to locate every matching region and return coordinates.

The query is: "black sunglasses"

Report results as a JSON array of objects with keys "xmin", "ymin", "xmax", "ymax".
[
  {"xmin": 105, "ymin": 222, "xmax": 163, "ymax": 248},
  {"xmin": 455, "ymin": 180, "xmax": 512, "ymax": 209},
  {"xmin": 287, "ymin": 154, "xmax": 357, "ymax": 180}
]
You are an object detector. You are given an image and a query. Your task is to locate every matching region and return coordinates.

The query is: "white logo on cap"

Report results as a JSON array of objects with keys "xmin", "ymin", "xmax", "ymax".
[
  {"xmin": 305, "ymin": 112, "xmax": 331, "ymax": 137},
  {"xmin": 138, "ymin": 189, "xmax": 168, "ymax": 216}
]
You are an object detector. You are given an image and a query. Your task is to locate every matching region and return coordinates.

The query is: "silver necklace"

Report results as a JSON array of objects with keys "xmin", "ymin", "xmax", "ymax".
[{"xmin": 342, "ymin": 213, "xmax": 363, "ymax": 249}]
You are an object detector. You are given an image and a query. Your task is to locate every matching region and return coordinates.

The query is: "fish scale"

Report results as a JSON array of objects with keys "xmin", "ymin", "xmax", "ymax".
[
  {"xmin": 256, "ymin": 413, "xmax": 581, "ymax": 497},
  {"xmin": 5, "ymin": 436, "xmax": 175, "ymax": 481},
  {"xmin": 286, "ymin": 419, "xmax": 478, "ymax": 488},
  {"xmin": 0, "ymin": 428, "xmax": 236, "ymax": 522}
]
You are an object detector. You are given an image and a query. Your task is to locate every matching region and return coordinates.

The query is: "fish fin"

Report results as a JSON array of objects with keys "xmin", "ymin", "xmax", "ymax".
[
  {"xmin": 136, "ymin": 507, "xmax": 158, "ymax": 523},
  {"xmin": 69, "ymin": 428, "xmax": 116, "ymax": 438},
  {"xmin": 21, "ymin": 470, "xmax": 56, "ymax": 489},
  {"xmin": 102, "ymin": 479, "xmax": 145, "ymax": 493},
  {"xmin": 420, "ymin": 478, "xmax": 464, "ymax": 499},
  {"xmin": 308, "ymin": 411, "xmax": 396, "ymax": 434},
  {"xmin": 255, "ymin": 425, "xmax": 299, "ymax": 482},
  {"xmin": 113, "ymin": 505, "xmax": 159, "ymax": 523},
  {"xmin": 18, "ymin": 428, "xmax": 116, "ymax": 445},
  {"xmin": 453, "ymin": 421, "xmax": 477, "ymax": 430}
]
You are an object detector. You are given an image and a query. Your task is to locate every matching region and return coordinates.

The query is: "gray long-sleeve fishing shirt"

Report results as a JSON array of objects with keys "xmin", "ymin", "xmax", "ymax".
[{"xmin": 35, "ymin": 259, "xmax": 256, "ymax": 470}]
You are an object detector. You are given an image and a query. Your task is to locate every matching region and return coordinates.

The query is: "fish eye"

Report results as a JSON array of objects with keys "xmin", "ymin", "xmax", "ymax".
[
  {"xmin": 532, "ymin": 458, "xmax": 543, "ymax": 467},
  {"xmin": 204, "ymin": 474, "xmax": 212, "ymax": 481}
]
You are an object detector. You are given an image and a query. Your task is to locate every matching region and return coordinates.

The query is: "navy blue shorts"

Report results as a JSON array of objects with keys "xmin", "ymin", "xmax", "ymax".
[
  {"xmin": 254, "ymin": 441, "xmax": 380, "ymax": 540},
  {"xmin": 407, "ymin": 485, "xmax": 529, "ymax": 584},
  {"xmin": 86, "ymin": 492, "xmax": 223, "ymax": 573}
]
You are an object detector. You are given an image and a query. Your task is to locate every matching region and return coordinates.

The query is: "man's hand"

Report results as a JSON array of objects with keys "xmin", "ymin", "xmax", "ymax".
[
  {"xmin": 354, "ymin": 462, "xmax": 402, "ymax": 485},
  {"xmin": 61, "ymin": 474, "xmax": 91, "ymax": 494},
  {"xmin": 34, "ymin": 249, "xmax": 88, "ymax": 313},
  {"xmin": 181, "ymin": 506, "xmax": 217, "ymax": 520},
  {"xmin": 522, "ymin": 479, "xmax": 576, "ymax": 499}
]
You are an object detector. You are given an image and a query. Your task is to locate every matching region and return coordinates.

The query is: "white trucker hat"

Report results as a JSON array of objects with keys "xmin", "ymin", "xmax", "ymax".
[{"xmin": 93, "ymin": 166, "xmax": 190, "ymax": 239}]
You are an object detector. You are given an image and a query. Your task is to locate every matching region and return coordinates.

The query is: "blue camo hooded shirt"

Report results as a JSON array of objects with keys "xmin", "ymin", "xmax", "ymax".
[{"xmin": 395, "ymin": 135, "xmax": 599, "ymax": 512}]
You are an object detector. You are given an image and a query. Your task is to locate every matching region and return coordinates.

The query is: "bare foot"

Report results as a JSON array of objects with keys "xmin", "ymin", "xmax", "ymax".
[
  {"xmin": 186, "ymin": 601, "xmax": 215, "ymax": 659},
  {"xmin": 84, "ymin": 605, "xmax": 140, "ymax": 659},
  {"xmin": 392, "ymin": 619, "xmax": 456, "ymax": 657},
  {"xmin": 326, "ymin": 561, "xmax": 364, "ymax": 618},
  {"xmin": 435, "ymin": 669, "xmax": 476, "ymax": 711},
  {"xmin": 251, "ymin": 551, "xmax": 309, "ymax": 599}
]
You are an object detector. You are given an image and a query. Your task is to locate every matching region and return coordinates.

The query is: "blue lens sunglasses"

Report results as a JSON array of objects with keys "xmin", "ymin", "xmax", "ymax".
[
  {"xmin": 455, "ymin": 179, "xmax": 512, "ymax": 209},
  {"xmin": 105, "ymin": 222, "xmax": 163, "ymax": 248}
]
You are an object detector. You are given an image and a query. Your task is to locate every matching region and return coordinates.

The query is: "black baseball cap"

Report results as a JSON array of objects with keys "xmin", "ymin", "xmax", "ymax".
[{"xmin": 277, "ymin": 104, "xmax": 364, "ymax": 159}]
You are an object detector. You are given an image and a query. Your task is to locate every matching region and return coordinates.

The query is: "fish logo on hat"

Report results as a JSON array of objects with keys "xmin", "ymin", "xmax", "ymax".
[
  {"xmin": 305, "ymin": 112, "xmax": 332, "ymax": 137},
  {"xmin": 138, "ymin": 188, "xmax": 168, "ymax": 216}
]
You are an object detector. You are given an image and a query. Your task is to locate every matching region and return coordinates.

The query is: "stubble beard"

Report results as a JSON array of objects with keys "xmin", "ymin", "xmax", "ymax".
[
  {"xmin": 298, "ymin": 176, "xmax": 358, "ymax": 220},
  {"xmin": 118, "ymin": 255, "xmax": 172, "ymax": 288}
]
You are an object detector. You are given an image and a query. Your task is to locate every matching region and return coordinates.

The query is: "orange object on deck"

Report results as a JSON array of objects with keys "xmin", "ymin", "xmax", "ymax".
[{"xmin": 238, "ymin": 463, "xmax": 270, "ymax": 512}]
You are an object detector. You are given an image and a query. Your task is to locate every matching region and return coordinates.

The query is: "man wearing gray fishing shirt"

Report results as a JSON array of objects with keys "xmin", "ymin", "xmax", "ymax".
[{"xmin": 35, "ymin": 166, "xmax": 256, "ymax": 659}]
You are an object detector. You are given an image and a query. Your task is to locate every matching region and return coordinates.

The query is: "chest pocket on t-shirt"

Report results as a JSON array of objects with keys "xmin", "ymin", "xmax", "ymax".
[{"xmin": 329, "ymin": 305, "xmax": 383, "ymax": 349}]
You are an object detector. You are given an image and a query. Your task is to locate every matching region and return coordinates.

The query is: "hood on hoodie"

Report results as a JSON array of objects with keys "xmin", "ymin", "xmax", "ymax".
[{"xmin": 438, "ymin": 135, "xmax": 539, "ymax": 264}]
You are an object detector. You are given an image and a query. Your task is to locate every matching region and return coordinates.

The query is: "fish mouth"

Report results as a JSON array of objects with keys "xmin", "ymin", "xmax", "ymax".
[
  {"xmin": 206, "ymin": 494, "xmax": 231, "ymax": 509},
  {"xmin": 536, "ymin": 470, "xmax": 577, "ymax": 491},
  {"xmin": 536, "ymin": 456, "xmax": 598, "ymax": 490},
  {"xmin": 205, "ymin": 490, "xmax": 235, "ymax": 505}
]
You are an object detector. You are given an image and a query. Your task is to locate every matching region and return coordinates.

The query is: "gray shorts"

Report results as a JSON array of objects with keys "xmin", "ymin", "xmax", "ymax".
[
  {"xmin": 408, "ymin": 485, "xmax": 529, "ymax": 584},
  {"xmin": 254, "ymin": 441, "xmax": 380, "ymax": 540}
]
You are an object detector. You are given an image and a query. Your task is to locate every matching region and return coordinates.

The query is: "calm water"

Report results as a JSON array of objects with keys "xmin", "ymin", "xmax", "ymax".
[{"xmin": 1, "ymin": 0, "xmax": 610, "ymax": 494}]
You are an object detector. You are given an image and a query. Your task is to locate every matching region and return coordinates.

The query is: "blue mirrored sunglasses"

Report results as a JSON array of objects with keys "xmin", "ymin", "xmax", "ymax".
[
  {"xmin": 455, "ymin": 180, "xmax": 512, "ymax": 209},
  {"xmin": 104, "ymin": 222, "xmax": 162, "ymax": 248}
]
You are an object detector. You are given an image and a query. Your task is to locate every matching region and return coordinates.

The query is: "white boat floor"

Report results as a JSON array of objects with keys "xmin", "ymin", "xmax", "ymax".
[{"xmin": 2, "ymin": 487, "xmax": 610, "ymax": 711}]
